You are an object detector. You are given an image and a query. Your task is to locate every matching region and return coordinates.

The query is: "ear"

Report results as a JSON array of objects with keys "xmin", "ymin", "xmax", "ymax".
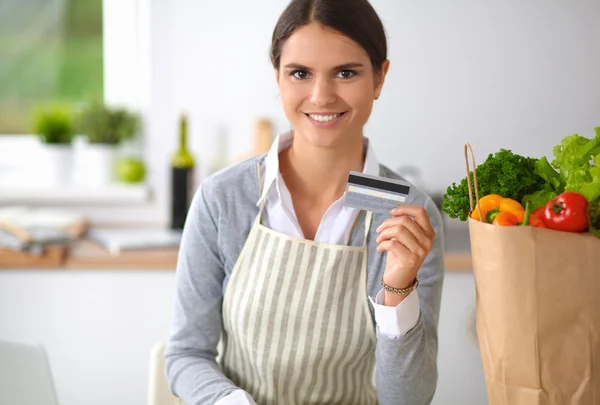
[{"xmin": 374, "ymin": 59, "xmax": 390, "ymax": 100}]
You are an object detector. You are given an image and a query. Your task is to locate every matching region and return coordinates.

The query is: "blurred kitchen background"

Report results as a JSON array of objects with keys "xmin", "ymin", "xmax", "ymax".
[{"xmin": 0, "ymin": 0, "xmax": 598, "ymax": 404}]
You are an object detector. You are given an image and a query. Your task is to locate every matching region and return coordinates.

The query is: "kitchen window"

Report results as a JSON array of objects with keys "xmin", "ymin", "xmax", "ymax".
[
  {"xmin": 0, "ymin": 0, "xmax": 153, "ymax": 211},
  {"xmin": 0, "ymin": 0, "xmax": 103, "ymax": 134}
]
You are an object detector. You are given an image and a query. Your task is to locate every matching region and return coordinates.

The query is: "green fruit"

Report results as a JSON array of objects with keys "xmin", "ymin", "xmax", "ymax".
[{"xmin": 116, "ymin": 158, "xmax": 146, "ymax": 183}]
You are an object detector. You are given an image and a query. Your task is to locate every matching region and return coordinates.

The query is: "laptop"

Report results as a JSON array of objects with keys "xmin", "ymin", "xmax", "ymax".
[{"xmin": 0, "ymin": 339, "xmax": 60, "ymax": 405}]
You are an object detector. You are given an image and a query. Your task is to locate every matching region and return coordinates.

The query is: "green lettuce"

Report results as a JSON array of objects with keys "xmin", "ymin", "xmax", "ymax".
[
  {"xmin": 534, "ymin": 156, "xmax": 565, "ymax": 191},
  {"xmin": 522, "ymin": 189, "xmax": 557, "ymax": 211},
  {"xmin": 547, "ymin": 127, "xmax": 600, "ymax": 203}
]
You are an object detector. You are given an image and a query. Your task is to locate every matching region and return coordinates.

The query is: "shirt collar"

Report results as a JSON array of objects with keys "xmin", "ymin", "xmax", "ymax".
[{"xmin": 257, "ymin": 130, "xmax": 380, "ymax": 206}]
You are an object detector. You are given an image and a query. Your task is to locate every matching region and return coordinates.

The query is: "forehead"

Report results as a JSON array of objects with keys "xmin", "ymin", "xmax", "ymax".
[{"xmin": 280, "ymin": 23, "xmax": 371, "ymax": 68}]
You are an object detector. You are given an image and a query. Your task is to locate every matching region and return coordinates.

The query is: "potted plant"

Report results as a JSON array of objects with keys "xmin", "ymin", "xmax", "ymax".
[
  {"xmin": 33, "ymin": 105, "xmax": 74, "ymax": 185},
  {"xmin": 74, "ymin": 101, "xmax": 141, "ymax": 186}
]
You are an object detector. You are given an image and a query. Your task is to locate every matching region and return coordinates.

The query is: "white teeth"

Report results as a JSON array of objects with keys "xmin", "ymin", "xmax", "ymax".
[{"xmin": 309, "ymin": 113, "xmax": 341, "ymax": 122}]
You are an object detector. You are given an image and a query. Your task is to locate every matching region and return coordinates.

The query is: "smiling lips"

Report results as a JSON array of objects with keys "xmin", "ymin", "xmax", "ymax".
[{"xmin": 305, "ymin": 112, "xmax": 346, "ymax": 127}]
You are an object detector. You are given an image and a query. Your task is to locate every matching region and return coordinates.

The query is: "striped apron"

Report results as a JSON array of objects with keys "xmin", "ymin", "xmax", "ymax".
[{"xmin": 220, "ymin": 169, "xmax": 377, "ymax": 405}]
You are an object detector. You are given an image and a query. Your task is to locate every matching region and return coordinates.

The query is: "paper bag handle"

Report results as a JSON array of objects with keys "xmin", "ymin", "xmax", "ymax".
[{"xmin": 464, "ymin": 143, "xmax": 483, "ymax": 221}]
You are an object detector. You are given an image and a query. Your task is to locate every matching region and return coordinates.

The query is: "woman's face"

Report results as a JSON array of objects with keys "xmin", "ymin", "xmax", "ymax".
[{"xmin": 276, "ymin": 23, "xmax": 389, "ymax": 149}]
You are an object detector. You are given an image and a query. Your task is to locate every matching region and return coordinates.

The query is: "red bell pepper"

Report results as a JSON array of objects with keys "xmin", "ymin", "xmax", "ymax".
[
  {"xmin": 543, "ymin": 192, "xmax": 589, "ymax": 232},
  {"xmin": 520, "ymin": 201, "xmax": 546, "ymax": 228},
  {"xmin": 530, "ymin": 206, "xmax": 547, "ymax": 228}
]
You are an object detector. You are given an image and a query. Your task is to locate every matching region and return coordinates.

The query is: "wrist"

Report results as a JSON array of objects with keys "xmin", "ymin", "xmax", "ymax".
[
  {"xmin": 382, "ymin": 273, "xmax": 417, "ymax": 290},
  {"xmin": 381, "ymin": 276, "xmax": 418, "ymax": 304},
  {"xmin": 383, "ymin": 290, "xmax": 407, "ymax": 307}
]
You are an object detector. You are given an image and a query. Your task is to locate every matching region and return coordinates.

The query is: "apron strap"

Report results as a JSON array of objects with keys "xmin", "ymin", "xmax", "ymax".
[
  {"xmin": 345, "ymin": 209, "xmax": 373, "ymax": 246},
  {"xmin": 363, "ymin": 211, "xmax": 373, "ymax": 246},
  {"xmin": 255, "ymin": 162, "xmax": 266, "ymax": 226},
  {"xmin": 257, "ymin": 162, "xmax": 262, "ymax": 194},
  {"xmin": 364, "ymin": 211, "xmax": 373, "ymax": 239}
]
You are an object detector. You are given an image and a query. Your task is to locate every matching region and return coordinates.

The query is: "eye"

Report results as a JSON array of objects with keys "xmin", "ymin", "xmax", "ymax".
[
  {"xmin": 291, "ymin": 70, "xmax": 309, "ymax": 80},
  {"xmin": 337, "ymin": 69, "xmax": 357, "ymax": 79}
]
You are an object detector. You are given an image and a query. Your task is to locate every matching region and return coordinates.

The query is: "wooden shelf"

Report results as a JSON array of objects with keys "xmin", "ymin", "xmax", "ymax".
[
  {"xmin": 0, "ymin": 245, "xmax": 67, "ymax": 268},
  {"xmin": 65, "ymin": 239, "xmax": 178, "ymax": 270}
]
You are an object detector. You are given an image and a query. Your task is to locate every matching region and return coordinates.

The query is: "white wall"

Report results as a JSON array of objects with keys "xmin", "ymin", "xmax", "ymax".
[
  {"xmin": 0, "ymin": 270, "xmax": 176, "ymax": 405},
  {"xmin": 0, "ymin": 269, "xmax": 486, "ymax": 405},
  {"xmin": 161, "ymin": 0, "xmax": 600, "ymax": 200},
  {"xmin": 2, "ymin": 0, "xmax": 598, "ymax": 225}
]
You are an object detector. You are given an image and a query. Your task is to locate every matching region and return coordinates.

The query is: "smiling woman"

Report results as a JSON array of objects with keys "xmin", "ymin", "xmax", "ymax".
[
  {"xmin": 164, "ymin": 0, "xmax": 445, "ymax": 404},
  {"xmin": 0, "ymin": 0, "xmax": 103, "ymax": 134}
]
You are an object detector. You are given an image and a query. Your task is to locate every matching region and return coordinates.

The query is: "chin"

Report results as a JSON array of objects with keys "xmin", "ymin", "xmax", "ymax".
[{"xmin": 300, "ymin": 126, "xmax": 348, "ymax": 149}]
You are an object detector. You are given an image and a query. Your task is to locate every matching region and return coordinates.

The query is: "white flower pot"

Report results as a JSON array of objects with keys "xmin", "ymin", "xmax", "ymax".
[
  {"xmin": 42, "ymin": 144, "xmax": 73, "ymax": 186},
  {"xmin": 73, "ymin": 143, "xmax": 117, "ymax": 187}
]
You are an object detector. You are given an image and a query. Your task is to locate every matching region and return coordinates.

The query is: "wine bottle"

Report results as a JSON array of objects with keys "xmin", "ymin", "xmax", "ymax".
[{"xmin": 170, "ymin": 113, "xmax": 196, "ymax": 230}]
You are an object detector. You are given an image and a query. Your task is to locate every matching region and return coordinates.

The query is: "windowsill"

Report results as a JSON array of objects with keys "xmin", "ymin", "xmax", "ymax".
[
  {"xmin": 0, "ymin": 184, "xmax": 151, "ymax": 205},
  {"xmin": 0, "ymin": 136, "xmax": 153, "ymax": 206}
]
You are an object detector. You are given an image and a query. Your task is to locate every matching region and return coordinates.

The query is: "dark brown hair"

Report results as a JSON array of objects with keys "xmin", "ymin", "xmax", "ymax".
[{"xmin": 270, "ymin": 0, "xmax": 388, "ymax": 73}]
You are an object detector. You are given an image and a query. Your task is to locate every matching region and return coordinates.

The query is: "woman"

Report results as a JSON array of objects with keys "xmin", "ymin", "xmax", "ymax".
[{"xmin": 165, "ymin": 0, "xmax": 445, "ymax": 404}]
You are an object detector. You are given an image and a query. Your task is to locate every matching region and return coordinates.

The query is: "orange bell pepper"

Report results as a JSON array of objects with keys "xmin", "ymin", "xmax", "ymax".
[
  {"xmin": 514, "ymin": 210, "xmax": 526, "ymax": 224},
  {"xmin": 492, "ymin": 211, "xmax": 519, "ymax": 226},
  {"xmin": 470, "ymin": 194, "xmax": 503, "ymax": 222},
  {"xmin": 499, "ymin": 198, "xmax": 525, "ymax": 214},
  {"xmin": 470, "ymin": 195, "xmax": 525, "ymax": 224}
]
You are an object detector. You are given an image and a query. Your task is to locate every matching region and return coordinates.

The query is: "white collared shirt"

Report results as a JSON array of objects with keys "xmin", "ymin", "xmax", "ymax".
[{"xmin": 215, "ymin": 131, "xmax": 420, "ymax": 405}]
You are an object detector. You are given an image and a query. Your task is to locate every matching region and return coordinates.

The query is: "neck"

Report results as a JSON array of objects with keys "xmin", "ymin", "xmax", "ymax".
[{"xmin": 280, "ymin": 132, "xmax": 365, "ymax": 202}]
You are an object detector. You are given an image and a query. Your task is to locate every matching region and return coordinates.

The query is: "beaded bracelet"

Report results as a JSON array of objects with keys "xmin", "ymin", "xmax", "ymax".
[{"xmin": 381, "ymin": 276, "xmax": 419, "ymax": 295}]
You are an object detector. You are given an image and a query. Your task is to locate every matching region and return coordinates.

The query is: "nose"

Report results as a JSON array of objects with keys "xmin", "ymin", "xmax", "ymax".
[{"xmin": 309, "ymin": 77, "xmax": 336, "ymax": 107}]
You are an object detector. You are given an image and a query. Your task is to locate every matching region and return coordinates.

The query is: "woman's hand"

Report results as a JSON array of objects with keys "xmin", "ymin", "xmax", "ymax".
[{"xmin": 375, "ymin": 205, "xmax": 435, "ymax": 306}]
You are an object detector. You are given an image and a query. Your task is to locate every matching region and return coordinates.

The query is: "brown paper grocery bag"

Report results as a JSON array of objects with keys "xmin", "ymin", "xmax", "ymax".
[{"xmin": 464, "ymin": 144, "xmax": 600, "ymax": 405}]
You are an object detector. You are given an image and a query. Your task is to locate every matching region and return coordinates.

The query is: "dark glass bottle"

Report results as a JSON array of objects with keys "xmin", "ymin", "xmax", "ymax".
[{"xmin": 170, "ymin": 113, "xmax": 196, "ymax": 230}]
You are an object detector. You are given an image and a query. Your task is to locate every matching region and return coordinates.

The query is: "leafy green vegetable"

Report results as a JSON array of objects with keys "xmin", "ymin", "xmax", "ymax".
[
  {"xmin": 442, "ymin": 149, "xmax": 549, "ymax": 221},
  {"xmin": 552, "ymin": 134, "xmax": 590, "ymax": 176},
  {"xmin": 544, "ymin": 126, "xmax": 600, "ymax": 203},
  {"xmin": 588, "ymin": 200, "xmax": 600, "ymax": 239},
  {"xmin": 520, "ymin": 126, "xmax": 600, "ymax": 212},
  {"xmin": 517, "ymin": 156, "xmax": 564, "ymax": 210},
  {"xmin": 522, "ymin": 189, "xmax": 557, "ymax": 211},
  {"xmin": 565, "ymin": 161, "xmax": 600, "ymax": 203},
  {"xmin": 443, "ymin": 126, "xmax": 600, "ymax": 221},
  {"xmin": 534, "ymin": 156, "xmax": 565, "ymax": 191}
]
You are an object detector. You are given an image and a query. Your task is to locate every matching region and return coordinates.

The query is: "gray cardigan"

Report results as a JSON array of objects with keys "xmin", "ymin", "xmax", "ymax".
[{"xmin": 164, "ymin": 155, "xmax": 445, "ymax": 405}]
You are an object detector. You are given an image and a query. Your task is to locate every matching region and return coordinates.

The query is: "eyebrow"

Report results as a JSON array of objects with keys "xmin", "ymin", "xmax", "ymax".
[{"xmin": 283, "ymin": 62, "xmax": 364, "ymax": 70}]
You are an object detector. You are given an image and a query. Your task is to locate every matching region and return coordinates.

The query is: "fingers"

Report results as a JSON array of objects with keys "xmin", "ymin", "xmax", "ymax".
[
  {"xmin": 377, "ymin": 239, "xmax": 410, "ymax": 259},
  {"xmin": 376, "ymin": 217, "xmax": 427, "ymax": 254},
  {"xmin": 377, "ymin": 239, "xmax": 424, "ymax": 272},
  {"xmin": 377, "ymin": 215, "xmax": 433, "ymax": 249},
  {"xmin": 389, "ymin": 204, "xmax": 435, "ymax": 239},
  {"xmin": 377, "ymin": 215, "xmax": 426, "ymax": 241}
]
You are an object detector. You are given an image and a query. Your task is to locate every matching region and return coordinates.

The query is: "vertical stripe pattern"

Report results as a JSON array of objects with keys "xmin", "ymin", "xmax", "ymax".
[{"xmin": 221, "ymin": 211, "xmax": 377, "ymax": 405}]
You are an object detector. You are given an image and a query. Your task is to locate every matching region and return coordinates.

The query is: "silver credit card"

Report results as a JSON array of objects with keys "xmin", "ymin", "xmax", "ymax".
[{"xmin": 343, "ymin": 171, "xmax": 411, "ymax": 214}]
